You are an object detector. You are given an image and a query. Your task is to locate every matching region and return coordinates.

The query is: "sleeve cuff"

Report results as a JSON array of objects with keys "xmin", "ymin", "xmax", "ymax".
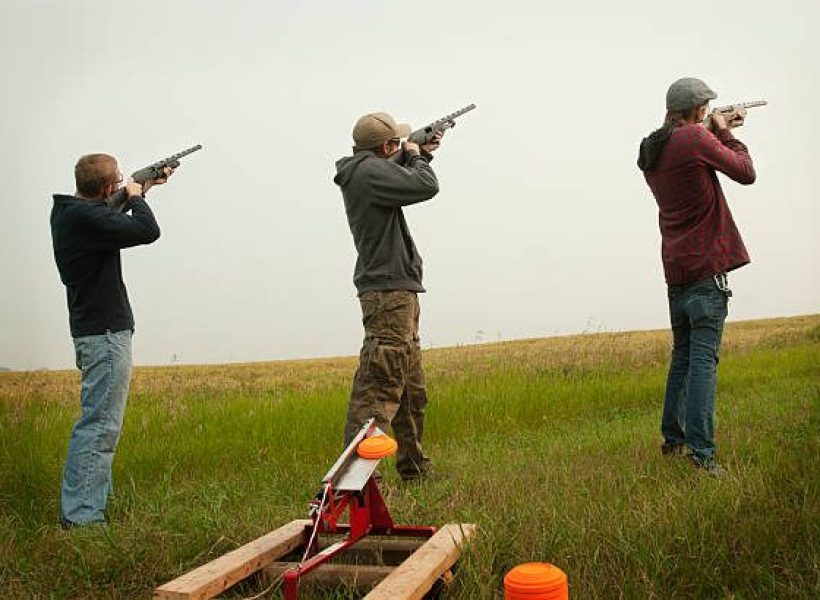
[
  {"xmin": 715, "ymin": 128, "xmax": 735, "ymax": 142},
  {"xmin": 124, "ymin": 195, "xmax": 145, "ymax": 211}
]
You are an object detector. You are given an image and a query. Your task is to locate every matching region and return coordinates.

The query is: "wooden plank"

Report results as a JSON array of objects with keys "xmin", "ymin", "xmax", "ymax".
[
  {"xmin": 263, "ymin": 562, "xmax": 394, "ymax": 590},
  {"xmin": 154, "ymin": 519, "xmax": 310, "ymax": 600},
  {"xmin": 364, "ymin": 524, "xmax": 476, "ymax": 600}
]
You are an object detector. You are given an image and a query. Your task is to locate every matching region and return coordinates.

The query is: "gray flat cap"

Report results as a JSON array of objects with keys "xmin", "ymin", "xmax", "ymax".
[{"xmin": 666, "ymin": 77, "xmax": 717, "ymax": 111}]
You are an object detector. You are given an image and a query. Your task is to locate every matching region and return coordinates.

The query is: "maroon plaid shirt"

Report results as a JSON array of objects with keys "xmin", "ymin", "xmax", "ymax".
[{"xmin": 644, "ymin": 125, "xmax": 755, "ymax": 285}]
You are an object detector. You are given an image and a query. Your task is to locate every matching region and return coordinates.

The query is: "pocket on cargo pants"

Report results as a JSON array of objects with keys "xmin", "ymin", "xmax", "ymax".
[{"xmin": 345, "ymin": 338, "xmax": 409, "ymax": 442}]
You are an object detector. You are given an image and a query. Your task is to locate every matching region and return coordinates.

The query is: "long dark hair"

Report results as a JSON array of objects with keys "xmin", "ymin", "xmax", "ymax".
[{"xmin": 663, "ymin": 105, "xmax": 703, "ymax": 128}]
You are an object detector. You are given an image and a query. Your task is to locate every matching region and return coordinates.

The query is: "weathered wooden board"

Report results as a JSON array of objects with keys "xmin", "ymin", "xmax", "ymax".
[
  {"xmin": 153, "ymin": 519, "xmax": 309, "ymax": 600},
  {"xmin": 364, "ymin": 523, "xmax": 477, "ymax": 600}
]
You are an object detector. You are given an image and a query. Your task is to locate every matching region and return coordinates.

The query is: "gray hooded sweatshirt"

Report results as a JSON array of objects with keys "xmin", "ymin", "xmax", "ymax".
[{"xmin": 334, "ymin": 151, "xmax": 439, "ymax": 295}]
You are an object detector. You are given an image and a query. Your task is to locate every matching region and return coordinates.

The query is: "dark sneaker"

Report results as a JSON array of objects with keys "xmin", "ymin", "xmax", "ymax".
[
  {"xmin": 661, "ymin": 442, "xmax": 686, "ymax": 456},
  {"xmin": 689, "ymin": 455, "xmax": 727, "ymax": 477},
  {"xmin": 60, "ymin": 517, "xmax": 106, "ymax": 530}
]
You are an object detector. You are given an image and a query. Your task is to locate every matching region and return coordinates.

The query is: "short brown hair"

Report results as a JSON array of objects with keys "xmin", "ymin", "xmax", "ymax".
[{"xmin": 75, "ymin": 154, "xmax": 118, "ymax": 197}]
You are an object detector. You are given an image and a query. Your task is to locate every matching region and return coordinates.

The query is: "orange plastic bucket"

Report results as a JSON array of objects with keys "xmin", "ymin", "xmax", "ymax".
[
  {"xmin": 504, "ymin": 562, "xmax": 568, "ymax": 599},
  {"xmin": 357, "ymin": 434, "xmax": 398, "ymax": 459}
]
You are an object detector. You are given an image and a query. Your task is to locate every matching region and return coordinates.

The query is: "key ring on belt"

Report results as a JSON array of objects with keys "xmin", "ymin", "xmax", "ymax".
[{"xmin": 713, "ymin": 272, "xmax": 732, "ymax": 297}]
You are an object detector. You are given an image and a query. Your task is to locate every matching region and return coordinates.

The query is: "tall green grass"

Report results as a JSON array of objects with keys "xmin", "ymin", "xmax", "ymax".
[{"xmin": 1, "ymin": 316, "xmax": 818, "ymax": 598}]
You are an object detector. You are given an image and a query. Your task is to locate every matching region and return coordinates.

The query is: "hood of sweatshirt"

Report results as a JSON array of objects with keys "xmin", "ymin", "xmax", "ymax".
[
  {"xmin": 637, "ymin": 124, "xmax": 675, "ymax": 172},
  {"xmin": 333, "ymin": 152, "xmax": 372, "ymax": 187}
]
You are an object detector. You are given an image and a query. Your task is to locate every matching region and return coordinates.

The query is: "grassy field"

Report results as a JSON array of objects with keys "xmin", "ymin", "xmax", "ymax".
[{"xmin": 1, "ymin": 315, "xmax": 818, "ymax": 599}]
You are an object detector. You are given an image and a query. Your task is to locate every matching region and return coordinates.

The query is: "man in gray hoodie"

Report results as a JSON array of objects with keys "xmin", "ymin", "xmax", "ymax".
[{"xmin": 334, "ymin": 112, "xmax": 443, "ymax": 481}]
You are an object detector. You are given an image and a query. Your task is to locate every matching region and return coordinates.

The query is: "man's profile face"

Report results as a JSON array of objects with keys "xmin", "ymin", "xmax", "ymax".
[{"xmin": 103, "ymin": 163, "xmax": 123, "ymax": 197}]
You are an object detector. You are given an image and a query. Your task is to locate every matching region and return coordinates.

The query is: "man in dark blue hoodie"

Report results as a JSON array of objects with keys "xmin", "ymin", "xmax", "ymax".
[
  {"xmin": 334, "ymin": 112, "xmax": 442, "ymax": 481},
  {"xmin": 50, "ymin": 153, "xmax": 171, "ymax": 526}
]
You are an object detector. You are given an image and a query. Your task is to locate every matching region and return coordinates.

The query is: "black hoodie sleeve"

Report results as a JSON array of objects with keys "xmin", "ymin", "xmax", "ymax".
[{"xmin": 77, "ymin": 196, "xmax": 161, "ymax": 251}]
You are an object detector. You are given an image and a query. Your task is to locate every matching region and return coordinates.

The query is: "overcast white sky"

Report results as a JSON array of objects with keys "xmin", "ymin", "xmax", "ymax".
[{"xmin": 1, "ymin": 0, "xmax": 817, "ymax": 370}]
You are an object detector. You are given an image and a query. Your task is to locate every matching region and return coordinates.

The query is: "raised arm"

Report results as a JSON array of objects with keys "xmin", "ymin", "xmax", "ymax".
[
  {"xmin": 80, "ymin": 195, "xmax": 161, "ymax": 251},
  {"xmin": 369, "ymin": 156, "xmax": 440, "ymax": 208},
  {"xmin": 700, "ymin": 125, "xmax": 756, "ymax": 185}
]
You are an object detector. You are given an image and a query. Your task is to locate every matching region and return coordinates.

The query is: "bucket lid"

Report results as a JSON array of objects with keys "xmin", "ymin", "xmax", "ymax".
[
  {"xmin": 504, "ymin": 562, "xmax": 567, "ymax": 593},
  {"xmin": 357, "ymin": 434, "xmax": 398, "ymax": 459}
]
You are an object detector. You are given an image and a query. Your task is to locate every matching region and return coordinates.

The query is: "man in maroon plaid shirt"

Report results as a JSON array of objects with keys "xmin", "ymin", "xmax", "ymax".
[{"xmin": 638, "ymin": 77, "xmax": 757, "ymax": 475}]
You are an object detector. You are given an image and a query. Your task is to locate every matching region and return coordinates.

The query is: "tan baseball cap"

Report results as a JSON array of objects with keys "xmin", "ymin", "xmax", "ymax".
[{"xmin": 352, "ymin": 112, "xmax": 411, "ymax": 149}]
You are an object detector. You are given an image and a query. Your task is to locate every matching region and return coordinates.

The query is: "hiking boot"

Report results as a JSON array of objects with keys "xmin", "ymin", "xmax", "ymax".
[
  {"xmin": 689, "ymin": 455, "xmax": 727, "ymax": 477},
  {"xmin": 661, "ymin": 442, "xmax": 686, "ymax": 456}
]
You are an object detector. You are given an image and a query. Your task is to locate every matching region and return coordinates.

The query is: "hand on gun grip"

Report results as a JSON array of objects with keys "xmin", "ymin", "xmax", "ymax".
[
  {"xmin": 710, "ymin": 112, "xmax": 728, "ymax": 131},
  {"xmin": 403, "ymin": 141, "xmax": 421, "ymax": 156},
  {"xmin": 143, "ymin": 166, "xmax": 175, "ymax": 195},
  {"xmin": 421, "ymin": 131, "xmax": 444, "ymax": 154},
  {"xmin": 124, "ymin": 181, "xmax": 143, "ymax": 198},
  {"xmin": 727, "ymin": 108, "xmax": 747, "ymax": 129}
]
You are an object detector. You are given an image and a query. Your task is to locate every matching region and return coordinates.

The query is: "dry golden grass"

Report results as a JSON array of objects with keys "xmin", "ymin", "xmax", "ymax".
[{"xmin": 2, "ymin": 314, "xmax": 817, "ymax": 408}]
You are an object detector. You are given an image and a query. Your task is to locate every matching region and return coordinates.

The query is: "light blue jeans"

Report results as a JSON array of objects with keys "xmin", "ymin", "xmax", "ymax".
[
  {"xmin": 61, "ymin": 330, "xmax": 132, "ymax": 525},
  {"xmin": 661, "ymin": 277, "xmax": 729, "ymax": 462}
]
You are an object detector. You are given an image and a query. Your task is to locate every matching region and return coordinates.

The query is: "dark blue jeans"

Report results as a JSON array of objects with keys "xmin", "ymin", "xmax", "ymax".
[{"xmin": 661, "ymin": 277, "xmax": 729, "ymax": 461}]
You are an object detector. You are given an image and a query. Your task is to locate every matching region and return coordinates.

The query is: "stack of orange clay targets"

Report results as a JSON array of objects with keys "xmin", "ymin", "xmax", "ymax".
[{"xmin": 504, "ymin": 562, "xmax": 569, "ymax": 599}]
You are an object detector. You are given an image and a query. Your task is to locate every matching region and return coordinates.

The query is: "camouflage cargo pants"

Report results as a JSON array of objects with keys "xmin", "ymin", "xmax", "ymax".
[{"xmin": 345, "ymin": 290, "xmax": 430, "ymax": 480}]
